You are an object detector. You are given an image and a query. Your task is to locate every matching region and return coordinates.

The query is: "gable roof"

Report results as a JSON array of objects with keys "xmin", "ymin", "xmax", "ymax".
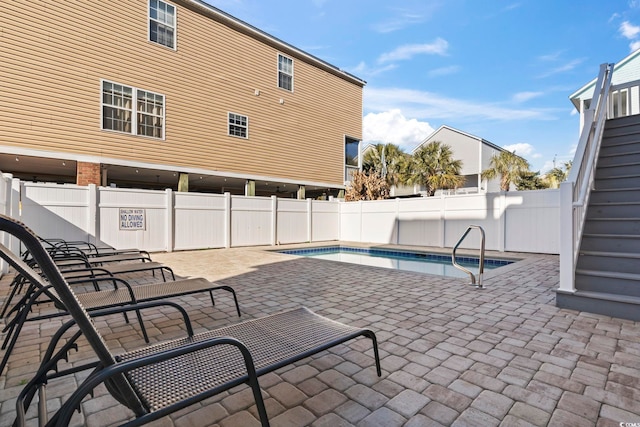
[
  {"xmin": 411, "ymin": 125, "xmax": 505, "ymax": 154},
  {"xmin": 569, "ymin": 48, "xmax": 640, "ymax": 110},
  {"xmin": 185, "ymin": 0, "xmax": 366, "ymax": 87}
]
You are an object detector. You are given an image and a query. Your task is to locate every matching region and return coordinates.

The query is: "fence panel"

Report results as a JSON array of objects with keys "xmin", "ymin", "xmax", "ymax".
[
  {"xmin": 231, "ymin": 196, "xmax": 272, "ymax": 247},
  {"xmin": 276, "ymin": 198, "xmax": 308, "ymax": 244},
  {"xmin": 504, "ymin": 189, "xmax": 560, "ymax": 253},
  {"xmin": 361, "ymin": 199, "xmax": 399, "ymax": 244},
  {"xmin": 311, "ymin": 200, "xmax": 340, "ymax": 242},
  {"xmin": 339, "ymin": 201, "xmax": 362, "ymax": 242},
  {"xmin": 98, "ymin": 188, "xmax": 168, "ymax": 251},
  {"xmin": 20, "ymin": 183, "xmax": 90, "ymax": 241},
  {"xmin": 397, "ymin": 198, "xmax": 443, "ymax": 247},
  {"xmin": 174, "ymin": 192, "xmax": 226, "ymax": 250}
]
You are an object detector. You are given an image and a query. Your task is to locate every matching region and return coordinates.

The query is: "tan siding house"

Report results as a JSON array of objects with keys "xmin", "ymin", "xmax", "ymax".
[{"xmin": 0, "ymin": 0, "xmax": 364, "ymax": 197}]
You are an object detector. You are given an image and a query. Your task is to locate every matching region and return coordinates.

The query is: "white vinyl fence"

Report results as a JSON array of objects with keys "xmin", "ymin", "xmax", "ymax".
[{"xmin": 0, "ymin": 173, "xmax": 560, "ymax": 257}]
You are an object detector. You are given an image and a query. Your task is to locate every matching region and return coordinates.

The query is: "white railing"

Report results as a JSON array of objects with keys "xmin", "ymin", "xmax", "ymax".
[
  {"xmin": 608, "ymin": 78, "xmax": 640, "ymax": 118},
  {"xmin": 559, "ymin": 63, "xmax": 614, "ymax": 293}
]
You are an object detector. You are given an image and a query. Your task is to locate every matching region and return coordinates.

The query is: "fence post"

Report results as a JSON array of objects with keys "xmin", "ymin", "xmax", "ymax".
[
  {"xmin": 165, "ymin": 188, "xmax": 173, "ymax": 252},
  {"xmin": 224, "ymin": 192, "xmax": 231, "ymax": 248},
  {"xmin": 439, "ymin": 193, "xmax": 446, "ymax": 248},
  {"xmin": 395, "ymin": 197, "xmax": 400, "ymax": 245},
  {"xmin": 558, "ymin": 182, "xmax": 575, "ymax": 293},
  {"xmin": 307, "ymin": 199, "xmax": 313, "ymax": 242},
  {"xmin": 8, "ymin": 179, "xmax": 22, "ymax": 256},
  {"xmin": 87, "ymin": 184, "xmax": 98, "ymax": 245},
  {"xmin": 499, "ymin": 192, "xmax": 506, "ymax": 252},
  {"xmin": 271, "ymin": 195, "xmax": 277, "ymax": 246}
]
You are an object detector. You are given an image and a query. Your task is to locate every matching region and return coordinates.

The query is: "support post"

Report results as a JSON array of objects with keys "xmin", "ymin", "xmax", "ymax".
[
  {"xmin": 307, "ymin": 198, "xmax": 312, "ymax": 243},
  {"xmin": 271, "ymin": 195, "xmax": 277, "ymax": 246},
  {"xmin": 178, "ymin": 173, "xmax": 189, "ymax": 192},
  {"xmin": 224, "ymin": 192, "xmax": 231, "ymax": 248},
  {"xmin": 165, "ymin": 188, "xmax": 174, "ymax": 252},
  {"xmin": 558, "ymin": 181, "xmax": 576, "ymax": 293},
  {"xmin": 88, "ymin": 184, "xmax": 98, "ymax": 246}
]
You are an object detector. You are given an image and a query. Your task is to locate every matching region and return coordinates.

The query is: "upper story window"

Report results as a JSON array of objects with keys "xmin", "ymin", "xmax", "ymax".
[
  {"xmin": 228, "ymin": 112, "xmax": 248, "ymax": 139},
  {"xmin": 149, "ymin": 0, "xmax": 176, "ymax": 49},
  {"xmin": 278, "ymin": 54, "xmax": 293, "ymax": 91},
  {"xmin": 102, "ymin": 80, "xmax": 165, "ymax": 139}
]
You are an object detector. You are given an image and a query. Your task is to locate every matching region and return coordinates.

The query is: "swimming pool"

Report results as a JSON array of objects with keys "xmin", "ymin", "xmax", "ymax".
[{"xmin": 279, "ymin": 246, "xmax": 515, "ymax": 278}]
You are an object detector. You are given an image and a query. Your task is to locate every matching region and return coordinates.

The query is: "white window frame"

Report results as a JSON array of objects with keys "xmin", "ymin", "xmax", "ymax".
[
  {"xmin": 277, "ymin": 53, "xmax": 294, "ymax": 92},
  {"xmin": 228, "ymin": 112, "xmax": 249, "ymax": 139},
  {"xmin": 101, "ymin": 79, "xmax": 166, "ymax": 140},
  {"xmin": 148, "ymin": 0, "xmax": 177, "ymax": 50}
]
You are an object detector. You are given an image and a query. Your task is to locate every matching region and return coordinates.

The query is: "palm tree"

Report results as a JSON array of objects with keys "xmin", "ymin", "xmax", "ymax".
[
  {"xmin": 544, "ymin": 160, "xmax": 573, "ymax": 189},
  {"xmin": 481, "ymin": 150, "xmax": 530, "ymax": 192},
  {"xmin": 407, "ymin": 141, "xmax": 464, "ymax": 196},
  {"xmin": 362, "ymin": 143, "xmax": 410, "ymax": 187}
]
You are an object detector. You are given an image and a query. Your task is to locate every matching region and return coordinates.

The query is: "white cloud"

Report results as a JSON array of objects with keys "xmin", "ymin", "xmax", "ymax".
[
  {"xmin": 502, "ymin": 143, "xmax": 535, "ymax": 156},
  {"xmin": 363, "ymin": 109, "xmax": 435, "ymax": 151},
  {"xmin": 349, "ymin": 61, "xmax": 397, "ymax": 78},
  {"xmin": 537, "ymin": 58, "xmax": 585, "ymax": 78},
  {"xmin": 512, "ymin": 91, "xmax": 543, "ymax": 103},
  {"xmin": 620, "ymin": 20, "xmax": 640, "ymax": 39},
  {"xmin": 378, "ymin": 38, "xmax": 449, "ymax": 63},
  {"xmin": 631, "ymin": 40, "xmax": 640, "ymax": 51},
  {"xmin": 364, "ymin": 87, "xmax": 559, "ymax": 121},
  {"xmin": 428, "ymin": 65, "xmax": 461, "ymax": 77},
  {"xmin": 373, "ymin": 12, "xmax": 426, "ymax": 33}
]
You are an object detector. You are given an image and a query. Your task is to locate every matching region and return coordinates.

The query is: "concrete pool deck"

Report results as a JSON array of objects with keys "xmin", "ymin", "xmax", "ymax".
[{"xmin": 0, "ymin": 243, "xmax": 639, "ymax": 426}]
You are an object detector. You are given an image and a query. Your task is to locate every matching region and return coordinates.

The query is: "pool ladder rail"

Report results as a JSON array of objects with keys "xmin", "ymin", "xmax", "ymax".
[{"xmin": 451, "ymin": 225, "xmax": 486, "ymax": 289}]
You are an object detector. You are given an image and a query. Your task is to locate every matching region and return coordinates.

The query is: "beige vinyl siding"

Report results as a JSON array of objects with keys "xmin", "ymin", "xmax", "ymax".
[{"xmin": 0, "ymin": 1, "xmax": 362, "ymax": 186}]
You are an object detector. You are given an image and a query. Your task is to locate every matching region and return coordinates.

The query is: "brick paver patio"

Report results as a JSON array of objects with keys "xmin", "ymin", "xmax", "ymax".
[{"xmin": 1, "ymin": 243, "xmax": 639, "ymax": 426}]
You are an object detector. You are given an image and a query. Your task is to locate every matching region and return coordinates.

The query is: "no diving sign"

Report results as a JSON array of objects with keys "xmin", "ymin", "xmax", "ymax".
[{"xmin": 119, "ymin": 208, "xmax": 146, "ymax": 230}]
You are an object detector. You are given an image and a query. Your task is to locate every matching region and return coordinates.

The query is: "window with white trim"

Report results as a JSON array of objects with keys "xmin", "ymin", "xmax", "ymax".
[
  {"xmin": 149, "ymin": 0, "xmax": 176, "ymax": 49},
  {"xmin": 278, "ymin": 54, "xmax": 293, "ymax": 91},
  {"xmin": 102, "ymin": 81, "xmax": 165, "ymax": 139},
  {"xmin": 228, "ymin": 112, "xmax": 248, "ymax": 138}
]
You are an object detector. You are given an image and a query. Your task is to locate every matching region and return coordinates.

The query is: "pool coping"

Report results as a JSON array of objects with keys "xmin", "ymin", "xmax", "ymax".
[{"xmin": 267, "ymin": 241, "xmax": 543, "ymax": 283}]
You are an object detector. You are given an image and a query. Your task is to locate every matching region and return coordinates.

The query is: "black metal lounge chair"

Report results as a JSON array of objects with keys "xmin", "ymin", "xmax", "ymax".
[
  {"xmin": 0, "ymin": 249, "xmax": 241, "ymax": 376},
  {"xmin": 0, "ymin": 214, "xmax": 381, "ymax": 427}
]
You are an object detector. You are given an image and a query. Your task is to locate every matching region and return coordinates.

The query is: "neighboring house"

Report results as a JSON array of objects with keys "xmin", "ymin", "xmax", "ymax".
[
  {"xmin": 570, "ymin": 48, "xmax": 640, "ymax": 128},
  {"xmin": 411, "ymin": 125, "xmax": 510, "ymax": 195},
  {"xmin": 0, "ymin": 1, "xmax": 364, "ymax": 199}
]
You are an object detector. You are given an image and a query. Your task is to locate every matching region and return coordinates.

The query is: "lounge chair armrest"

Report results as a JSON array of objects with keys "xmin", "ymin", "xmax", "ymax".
[{"xmin": 51, "ymin": 336, "xmax": 262, "ymax": 427}]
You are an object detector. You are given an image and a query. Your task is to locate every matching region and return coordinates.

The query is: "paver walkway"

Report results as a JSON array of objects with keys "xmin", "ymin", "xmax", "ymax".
[{"xmin": 1, "ymin": 243, "xmax": 639, "ymax": 426}]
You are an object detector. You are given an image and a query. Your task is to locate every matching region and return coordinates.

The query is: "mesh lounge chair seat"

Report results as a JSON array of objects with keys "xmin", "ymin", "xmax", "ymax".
[
  {"xmin": 61, "ymin": 261, "xmax": 175, "ymax": 281},
  {"xmin": 0, "ymin": 214, "xmax": 381, "ymax": 427},
  {"xmin": 119, "ymin": 307, "xmax": 373, "ymax": 412},
  {"xmin": 0, "ymin": 258, "xmax": 240, "ymax": 376}
]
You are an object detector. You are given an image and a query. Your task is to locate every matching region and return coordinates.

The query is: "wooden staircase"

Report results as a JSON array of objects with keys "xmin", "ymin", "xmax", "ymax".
[{"xmin": 557, "ymin": 115, "xmax": 640, "ymax": 320}]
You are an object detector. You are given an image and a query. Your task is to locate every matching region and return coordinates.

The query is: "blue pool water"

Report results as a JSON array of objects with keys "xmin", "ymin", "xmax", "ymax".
[{"xmin": 279, "ymin": 246, "xmax": 515, "ymax": 278}]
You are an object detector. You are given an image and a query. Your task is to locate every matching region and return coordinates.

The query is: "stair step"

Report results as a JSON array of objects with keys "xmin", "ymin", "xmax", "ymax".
[
  {"xmin": 594, "ymin": 174, "xmax": 640, "ymax": 189},
  {"xmin": 598, "ymin": 150, "xmax": 640, "ymax": 166},
  {"xmin": 581, "ymin": 233, "xmax": 640, "ymax": 252},
  {"xmin": 600, "ymin": 138, "xmax": 640, "ymax": 154},
  {"xmin": 583, "ymin": 218, "xmax": 640, "ymax": 234},
  {"xmin": 586, "ymin": 202, "xmax": 640, "ymax": 218},
  {"xmin": 590, "ymin": 188, "xmax": 640, "ymax": 203},
  {"xmin": 575, "ymin": 268, "xmax": 640, "ymax": 297},
  {"xmin": 595, "ymin": 162, "xmax": 640, "ymax": 178},
  {"xmin": 577, "ymin": 251, "xmax": 640, "ymax": 275},
  {"xmin": 556, "ymin": 289, "xmax": 640, "ymax": 321}
]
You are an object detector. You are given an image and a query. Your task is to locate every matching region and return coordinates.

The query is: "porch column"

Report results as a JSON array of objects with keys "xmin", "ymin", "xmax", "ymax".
[
  {"xmin": 245, "ymin": 180, "xmax": 255, "ymax": 196},
  {"xmin": 77, "ymin": 162, "xmax": 101, "ymax": 186},
  {"xmin": 297, "ymin": 185, "xmax": 305, "ymax": 200},
  {"xmin": 178, "ymin": 173, "xmax": 189, "ymax": 192}
]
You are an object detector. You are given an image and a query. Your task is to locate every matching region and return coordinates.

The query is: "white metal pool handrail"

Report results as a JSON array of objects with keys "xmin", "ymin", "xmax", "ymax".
[
  {"xmin": 559, "ymin": 63, "xmax": 614, "ymax": 294},
  {"xmin": 451, "ymin": 225, "xmax": 485, "ymax": 289}
]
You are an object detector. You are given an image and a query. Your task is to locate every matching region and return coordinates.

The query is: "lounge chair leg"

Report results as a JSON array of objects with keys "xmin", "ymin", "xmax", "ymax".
[
  {"xmin": 219, "ymin": 286, "xmax": 241, "ymax": 317},
  {"xmin": 135, "ymin": 308, "xmax": 150, "ymax": 343}
]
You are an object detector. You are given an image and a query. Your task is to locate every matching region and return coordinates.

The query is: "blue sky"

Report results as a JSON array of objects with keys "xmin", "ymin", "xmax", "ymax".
[{"xmin": 206, "ymin": 0, "xmax": 640, "ymax": 172}]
